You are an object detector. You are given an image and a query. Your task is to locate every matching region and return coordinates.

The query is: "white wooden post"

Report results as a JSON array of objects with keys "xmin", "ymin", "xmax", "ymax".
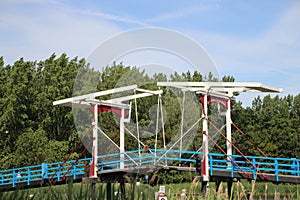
[
  {"xmin": 91, "ymin": 104, "xmax": 98, "ymax": 178},
  {"xmin": 202, "ymin": 94, "xmax": 209, "ymax": 181},
  {"xmin": 226, "ymin": 99, "xmax": 232, "ymax": 158},
  {"xmin": 120, "ymin": 108, "xmax": 125, "ymax": 169}
]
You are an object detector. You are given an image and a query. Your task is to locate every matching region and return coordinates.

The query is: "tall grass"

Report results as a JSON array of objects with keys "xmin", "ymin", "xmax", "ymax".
[{"xmin": 0, "ymin": 180, "xmax": 298, "ymax": 199}]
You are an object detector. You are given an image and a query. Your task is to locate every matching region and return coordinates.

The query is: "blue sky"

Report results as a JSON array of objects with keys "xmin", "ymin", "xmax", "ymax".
[{"xmin": 1, "ymin": 0, "xmax": 300, "ymax": 106}]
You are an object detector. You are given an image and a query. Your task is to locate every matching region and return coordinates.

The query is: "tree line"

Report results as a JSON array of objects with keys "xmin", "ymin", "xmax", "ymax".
[{"xmin": 0, "ymin": 54, "xmax": 299, "ymax": 170}]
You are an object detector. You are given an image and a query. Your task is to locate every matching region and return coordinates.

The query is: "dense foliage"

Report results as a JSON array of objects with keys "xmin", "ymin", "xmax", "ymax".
[
  {"xmin": 232, "ymin": 95, "xmax": 300, "ymax": 158},
  {"xmin": 0, "ymin": 54, "xmax": 299, "ymax": 172}
]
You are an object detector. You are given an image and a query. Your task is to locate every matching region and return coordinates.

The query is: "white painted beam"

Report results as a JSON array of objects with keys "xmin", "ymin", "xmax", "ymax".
[
  {"xmin": 157, "ymin": 82, "xmax": 283, "ymax": 93},
  {"xmin": 53, "ymin": 85, "xmax": 137, "ymax": 106},
  {"xmin": 105, "ymin": 90, "xmax": 163, "ymax": 104}
]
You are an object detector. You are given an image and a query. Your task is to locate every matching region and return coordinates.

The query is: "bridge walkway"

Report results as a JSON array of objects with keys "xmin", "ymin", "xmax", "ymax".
[{"xmin": 0, "ymin": 149, "xmax": 299, "ymax": 191}]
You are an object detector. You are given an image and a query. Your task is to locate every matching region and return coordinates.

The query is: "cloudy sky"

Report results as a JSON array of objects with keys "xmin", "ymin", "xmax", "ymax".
[{"xmin": 1, "ymin": 0, "xmax": 299, "ymax": 106}]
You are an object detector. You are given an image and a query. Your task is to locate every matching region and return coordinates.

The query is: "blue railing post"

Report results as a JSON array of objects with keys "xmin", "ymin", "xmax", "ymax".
[
  {"xmin": 27, "ymin": 168, "xmax": 31, "ymax": 185},
  {"xmin": 12, "ymin": 170, "xmax": 16, "ymax": 187},
  {"xmin": 275, "ymin": 159, "xmax": 279, "ymax": 182},
  {"xmin": 42, "ymin": 163, "xmax": 48, "ymax": 179},
  {"xmin": 296, "ymin": 159, "xmax": 300, "ymax": 176},
  {"xmin": 73, "ymin": 164, "xmax": 76, "ymax": 180},
  {"xmin": 252, "ymin": 157, "xmax": 256, "ymax": 179},
  {"xmin": 291, "ymin": 158, "xmax": 296, "ymax": 175},
  {"xmin": 209, "ymin": 154, "xmax": 213, "ymax": 176},
  {"xmin": 57, "ymin": 163, "xmax": 61, "ymax": 182},
  {"xmin": 230, "ymin": 155, "xmax": 234, "ymax": 178}
]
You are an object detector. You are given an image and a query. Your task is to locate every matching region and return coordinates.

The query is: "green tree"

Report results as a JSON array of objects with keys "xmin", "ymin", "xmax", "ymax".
[
  {"xmin": 0, "ymin": 58, "xmax": 36, "ymax": 149},
  {"xmin": 12, "ymin": 129, "xmax": 68, "ymax": 168},
  {"xmin": 289, "ymin": 94, "xmax": 300, "ymax": 158}
]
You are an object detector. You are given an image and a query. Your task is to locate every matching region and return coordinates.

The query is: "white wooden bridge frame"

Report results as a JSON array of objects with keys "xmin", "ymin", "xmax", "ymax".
[
  {"xmin": 157, "ymin": 82, "xmax": 282, "ymax": 181},
  {"xmin": 54, "ymin": 82, "xmax": 282, "ymax": 181},
  {"xmin": 53, "ymin": 85, "xmax": 163, "ymax": 178}
]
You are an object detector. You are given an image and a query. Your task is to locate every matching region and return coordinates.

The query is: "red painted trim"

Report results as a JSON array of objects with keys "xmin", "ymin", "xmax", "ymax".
[
  {"xmin": 202, "ymin": 130, "xmax": 207, "ymax": 176},
  {"xmin": 201, "ymin": 157, "xmax": 206, "ymax": 176},
  {"xmin": 89, "ymin": 105, "xmax": 128, "ymax": 117},
  {"xmin": 89, "ymin": 147, "xmax": 95, "ymax": 177},
  {"xmin": 199, "ymin": 95, "xmax": 230, "ymax": 109}
]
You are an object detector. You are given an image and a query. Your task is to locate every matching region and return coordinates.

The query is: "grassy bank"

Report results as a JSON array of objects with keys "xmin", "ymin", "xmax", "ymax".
[{"xmin": 0, "ymin": 180, "xmax": 298, "ymax": 199}]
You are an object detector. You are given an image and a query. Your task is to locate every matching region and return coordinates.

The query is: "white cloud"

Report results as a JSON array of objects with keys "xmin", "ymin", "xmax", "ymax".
[
  {"xmin": 202, "ymin": 3, "xmax": 298, "ymax": 72},
  {"xmin": 0, "ymin": 1, "xmax": 121, "ymax": 64},
  {"xmin": 0, "ymin": 0, "xmax": 55, "ymax": 4},
  {"xmin": 265, "ymin": 1, "xmax": 300, "ymax": 46},
  {"xmin": 1, "ymin": 0, "xmax": 299, "ymax": 105},
  {"xmin": 77, "ymin": 9, "xmax": 149, "ymax": 27},
  {"xmin": 183, "ymin": 1, "xmax": 300, "ymax": 105},
  {"xmin": 148, "ymin": 2, "xmax": 220, "ymax": 23}
]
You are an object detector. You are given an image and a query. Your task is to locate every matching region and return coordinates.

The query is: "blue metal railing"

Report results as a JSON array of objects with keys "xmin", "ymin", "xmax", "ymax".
[
  {"xmin": 0, "ymin": 150, "xmax": 299, "ymax": 189},
  {"xmin": 208, "ymin": 153, "xmax": 300, "ymax": 181},
  {"xmin": 0, "ymin": 158, "xmax": 92, "ymax": 188}
]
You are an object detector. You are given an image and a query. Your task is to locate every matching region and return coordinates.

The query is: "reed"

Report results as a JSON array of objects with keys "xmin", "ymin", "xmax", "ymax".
[{"xmin": 0, "ymin": 180, "xmax": 298, "ymax": 199}]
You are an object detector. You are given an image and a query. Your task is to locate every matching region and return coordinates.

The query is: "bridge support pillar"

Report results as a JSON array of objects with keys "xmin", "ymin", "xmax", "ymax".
[
  {"xmin": 90, "ymin": 182, "xmax": 96, "ymax": 199},
  {"xmin": 201, "ymin": 181, "xmax": 208, "ymax": 197},
  {"xmin": 86, "ymin": 177, "xmax": 99, "ymax": 199},
  {"xmin": 107, "ymin": 183, "xmax": 111, "ymax": 200},
  {"xmin": 227, "ymin": 181, "xmax": 233, "ymax": 199},
  {"xmin": 215, "ymin": 180, "xmax": 221, "ymax": 193},
  {"xmin": 120, "ymin": 178, "xmax": 126, "ymax": 200}
]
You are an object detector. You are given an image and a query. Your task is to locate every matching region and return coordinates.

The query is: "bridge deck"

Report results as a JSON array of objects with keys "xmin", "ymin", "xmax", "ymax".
[
  {"xmin": 157, "ymin": 166, "xmax": 300, "ymax": 184},
  {"xmin": 0, "ymin": 150, "xmax": 299, "ymax": 191}
]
